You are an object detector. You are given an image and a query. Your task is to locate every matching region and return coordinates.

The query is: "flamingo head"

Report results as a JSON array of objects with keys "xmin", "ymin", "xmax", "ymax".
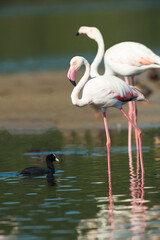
[
  {"xmin": 76, "ymin": 26, "xmax": 101, "ymax": 40},
  {"xmin": 67, "ymin": 56, "xmax": 84, "ymax": 86}
]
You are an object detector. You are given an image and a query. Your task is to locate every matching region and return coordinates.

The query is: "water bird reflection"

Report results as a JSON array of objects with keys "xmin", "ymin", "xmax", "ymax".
[{"xmin": 46, "ymin": 173, "xmax": 57, "ymax": 186}]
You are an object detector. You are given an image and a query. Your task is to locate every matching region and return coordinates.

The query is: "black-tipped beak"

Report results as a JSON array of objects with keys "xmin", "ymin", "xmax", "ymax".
[
  {"xmin": 75, "ymin": 31, "xmax": 79, "ymax": 36},
  {"xmin": 69, "ymin": 79, "xmax": 76, "ymax": 86}
]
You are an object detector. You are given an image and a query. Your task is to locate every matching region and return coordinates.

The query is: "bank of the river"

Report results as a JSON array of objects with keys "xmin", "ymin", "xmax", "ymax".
[{"xmin": 0, "ymin": 69, "xmax": 159, "ymax": 131}]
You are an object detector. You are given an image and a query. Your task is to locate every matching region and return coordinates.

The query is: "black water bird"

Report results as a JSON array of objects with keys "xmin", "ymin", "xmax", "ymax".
[{"xmin": 20, "ymin": 154, "xmax": 59, "ymax": 177}]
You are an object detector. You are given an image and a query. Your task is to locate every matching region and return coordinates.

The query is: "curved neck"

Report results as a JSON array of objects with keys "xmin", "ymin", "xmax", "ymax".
[
  {"xmin": 90, "ymin": 33, "xmax": 105, "ymax": 77},
  {"xmin": 71, "ymin": 60, "xmax": 90, "ymax": 107}
]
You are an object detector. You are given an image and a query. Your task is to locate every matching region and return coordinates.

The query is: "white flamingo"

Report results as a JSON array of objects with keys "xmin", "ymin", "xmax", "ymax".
[
  {"xmin": 76, "ymin": 26, "xmax": 160, "ymax": 79},
  {"xmin": 67, "ymin": 56, "xmax": 147, "ymax": 175},
  {"xmin": 76, "ymin": 26, "xmax": 160, "ymax": 155}
]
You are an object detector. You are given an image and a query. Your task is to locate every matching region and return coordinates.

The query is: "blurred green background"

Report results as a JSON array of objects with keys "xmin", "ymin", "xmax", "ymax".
[{"xmin": 0, "ymin": 0, "xmax": 160, "ymax": 73}]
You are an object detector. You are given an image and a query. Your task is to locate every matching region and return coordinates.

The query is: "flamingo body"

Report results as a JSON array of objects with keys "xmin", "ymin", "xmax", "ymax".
[
  {"xmin": 75, "ymin": 75, "xmax": 144, "ymax": 109},
  {"xmin": 68, "ymin": 57, "xmax": 146, "ymax": 110},
  {"xmin": 104, "ymin": 41, "xmax": 160, "ymax": 77},
  {"xmin": 77, "ymin": 26, "xmax": 160, "ymax": 77}
]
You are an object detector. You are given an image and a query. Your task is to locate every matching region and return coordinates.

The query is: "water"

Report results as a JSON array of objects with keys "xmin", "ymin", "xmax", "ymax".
[
  {"xmin": 0, "ymin": 127, "xmax": 159, "ymax": 239},
  {"xmin": 0, "ymin": 1, "xmax": 160, "ymax": 239},
  {"xmin": 0, "ymin": 0, "xmax": 160, "ymax": 73}
]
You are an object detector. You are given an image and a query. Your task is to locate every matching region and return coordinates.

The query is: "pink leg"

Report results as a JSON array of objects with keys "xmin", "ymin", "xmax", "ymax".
[
  {"xmin": 120, "ymin": 108, "xmax": 144, "ymax": 175},
  {"xmin": 124, "ymin": 77, "xmax": 133, "ymax": 157},
  {"xmin": 102, "ymin": 110, "xmax": 111, "ymax": 176},
  {"xmin": 128, "ymin": 102, "xmax": 133, "ymax": 159},
  {"xmin": 108, "ymin": 165, "xmax": 114, "ymax": 233},
  {"xmin": 131, "ymin": 76, "xmax": 138, "ymax": 126},
  {"xmin": 103, "ymin": 111, "xmax": 114, "ymax": 235},
  {"xmin": 136, "ymin": 151, "xmax": 140, "ymax": 179},
  {"xmin": 131, "ymin": 76, "xmax": 139, "ymax": 161}
]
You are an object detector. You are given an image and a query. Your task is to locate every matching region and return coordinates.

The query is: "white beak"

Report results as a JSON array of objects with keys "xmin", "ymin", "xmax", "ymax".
[{"xmin": 55, "ymin": 157, "xmax": 59, "ymax": 162}]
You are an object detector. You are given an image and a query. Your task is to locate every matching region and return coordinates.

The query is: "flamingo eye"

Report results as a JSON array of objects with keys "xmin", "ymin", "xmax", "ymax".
[{"xmin": 72, "ymin": 61, "xmax": 77, "ymax": 66}]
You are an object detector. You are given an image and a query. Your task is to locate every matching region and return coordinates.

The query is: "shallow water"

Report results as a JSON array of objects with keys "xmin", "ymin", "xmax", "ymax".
[{"xmin": 0, "ymin": 127, "xmax": 159, "ymax": 239}]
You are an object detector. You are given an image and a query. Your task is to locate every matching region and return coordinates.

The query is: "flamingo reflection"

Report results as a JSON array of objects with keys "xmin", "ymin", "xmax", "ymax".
[
  {"xmin": 129, "ymin": 154, "xmax": 147, "ymax": 240},
  {"xmin": 77, "ymin": 155, "xmax": 146, "ymax": 239},
  {"xmin": 107, "ymin": 159, "xmax": 114, "ymax": 240},
  {"xmin": 107, "ymin": 154, "xmax": 146, "ymax": 239}
]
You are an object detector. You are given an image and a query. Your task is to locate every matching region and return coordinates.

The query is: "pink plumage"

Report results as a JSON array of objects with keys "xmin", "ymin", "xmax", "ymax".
[
  {"xmin": 76, "ymin": 26, "xmax": 158, "ymax": 159},
  {"xmin": 67, "ymin": 56, "xmax": 146, "ymax": 175}
]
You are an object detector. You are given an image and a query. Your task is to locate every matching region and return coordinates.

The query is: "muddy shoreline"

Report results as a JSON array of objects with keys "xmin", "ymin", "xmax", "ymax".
[{"xmin": 0, "ymin": 69, "xmax": 159, "ymax": 132}]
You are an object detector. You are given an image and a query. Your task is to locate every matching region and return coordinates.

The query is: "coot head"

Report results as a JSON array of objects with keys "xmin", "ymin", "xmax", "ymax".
[
  {"xmin": 46, "ymin": 154, "xmax": 59, "ymax": 163},
  {"xmin": 20, "ymin": 154, "xmax": 59, "ymax": 177}
]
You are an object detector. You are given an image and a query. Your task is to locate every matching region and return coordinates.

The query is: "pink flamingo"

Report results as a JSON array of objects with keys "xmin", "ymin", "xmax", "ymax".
[
  {"xmin": 76, "ymin": 26, "xmax": 160, "ymax": 156},
  {"xmin": 67, "ymin": 56, "xmax": 147, "ymax": 175}
]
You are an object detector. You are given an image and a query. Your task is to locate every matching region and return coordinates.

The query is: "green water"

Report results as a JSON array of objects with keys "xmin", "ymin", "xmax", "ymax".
[
  {"xmin": 0, "ymin": 0, "xmax": 160, "ymax": 72},
  {"xmin": 0, "ymin": 2, "xmax": 160, "ymax": 238},
  {"xmin": 0, "ymin": 127, "xmax": 159, "ymax": 239}
]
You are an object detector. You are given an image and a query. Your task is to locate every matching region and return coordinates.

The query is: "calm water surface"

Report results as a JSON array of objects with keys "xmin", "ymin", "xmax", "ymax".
[
  {"xmin": 0, "ymin": 0, "xmax": 160, "ymax": 73},
  {"xmin": 0, "ymin": 127, "xmax": 159, "ymax": 239}
]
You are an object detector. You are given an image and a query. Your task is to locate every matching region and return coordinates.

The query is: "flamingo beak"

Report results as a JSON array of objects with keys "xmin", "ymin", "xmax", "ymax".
[
  {"xmin": 69, "ymin": 79, "xmax": 76, "ymax": 86},
  {"xmin": 67, "ymin": 66, "xmax": 77, "ymax": 86}
]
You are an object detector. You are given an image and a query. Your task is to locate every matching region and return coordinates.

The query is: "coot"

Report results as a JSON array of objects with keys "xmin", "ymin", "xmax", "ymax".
[{"xmin": 20, "ymin": 154, "xmax": 59, "ymax": 177}]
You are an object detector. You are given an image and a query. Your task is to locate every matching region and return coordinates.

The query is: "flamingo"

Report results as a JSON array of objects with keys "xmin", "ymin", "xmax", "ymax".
[
  {"xmin": 76, "ymin": 26, "xmax": 160, "ymax": 155},
  {"xmin": 76, "ymin": 26, "xmax": 160, "ymax": 80},
  {"xmin": 67, "ymin": 56, "xmax": 147, "ymax": 175}
]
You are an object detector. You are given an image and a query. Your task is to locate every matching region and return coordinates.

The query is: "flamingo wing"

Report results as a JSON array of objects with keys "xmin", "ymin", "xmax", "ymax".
[
  {"xmin": 106, "ymin": 78, "xmax": 144, "ymax": 103},
  {"xmin": 116, "ymin": 90, "xmax": 137, "ymax": 102},
  {"xmin": 107, "ymin": 42, "xmax": 160, "ymax": 67}
]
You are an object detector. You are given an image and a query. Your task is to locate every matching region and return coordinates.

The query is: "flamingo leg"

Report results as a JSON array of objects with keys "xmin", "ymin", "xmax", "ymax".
[
  {"xmin": 108, "ymin": 164, "xmax": 114, "ymax": 235},
  {"xmin": 124, "ymin": 77, "xmax": 133, "ymax": 157},
  {"xmin": 102, "ymin": 110, "xmax": 111, "ymax": 176},
  {"xmin": 136, "ymin": 150, "xmax": 140, "ymax": 180},
  {"xmin": 120, "ymin": 108, "xmax": 144, "ymax": 176},
  {"xmin": 131, "ymin": 76, "xmax": 139, "ymax": 162}
]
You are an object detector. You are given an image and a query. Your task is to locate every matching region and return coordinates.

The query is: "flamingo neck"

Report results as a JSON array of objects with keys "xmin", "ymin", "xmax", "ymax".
[
  {"xmin": 104, "ymin": 63, "xmax": 115, "ymax": 75},
  {"xmin": 71, "ymin": 60, "xmax": 90, "ymax": 107},
  {"xmin": 90, "ymin": 33, "xmax": 105, "ymax": 78}
]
